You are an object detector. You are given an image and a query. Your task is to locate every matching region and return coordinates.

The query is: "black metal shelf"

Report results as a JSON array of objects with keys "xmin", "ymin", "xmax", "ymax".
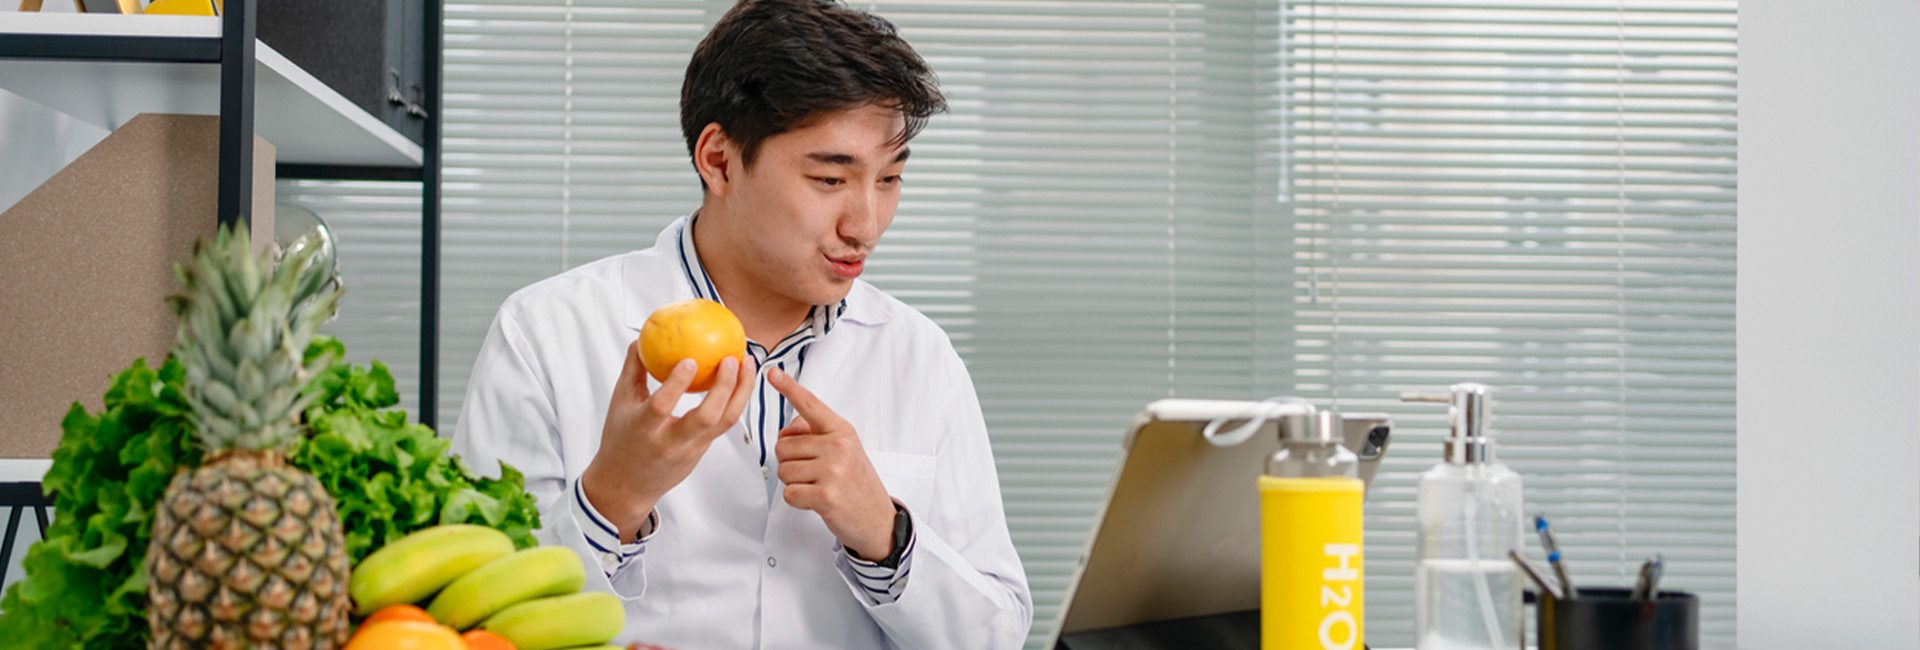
[
  {"xmin": 0, "ymin": 480, "xmax": 52, "ymax": 586},
  {"xmin": 0, "ymin": 3, "xmax": 446, "ymax": 515},
  {"xmin": 0, "ymin": 32, "xmax": 219, "ymax": 61}
]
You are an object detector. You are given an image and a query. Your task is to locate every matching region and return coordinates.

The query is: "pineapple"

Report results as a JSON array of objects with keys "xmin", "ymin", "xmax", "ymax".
[{"xmin": 146, "ymin": 226, "xmax": 351, "ymax": 649}]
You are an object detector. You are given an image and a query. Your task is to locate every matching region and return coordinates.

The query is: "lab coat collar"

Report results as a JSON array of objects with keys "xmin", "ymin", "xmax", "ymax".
[{"xmin": 622, "ymin": 214, "xmax": 888, "ymax": 332}]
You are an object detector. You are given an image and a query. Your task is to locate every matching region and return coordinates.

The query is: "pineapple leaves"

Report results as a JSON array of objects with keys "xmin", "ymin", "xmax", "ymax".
[{"xmin": 174, "ymin": 225, "xmax": 342, "ymax": 455}]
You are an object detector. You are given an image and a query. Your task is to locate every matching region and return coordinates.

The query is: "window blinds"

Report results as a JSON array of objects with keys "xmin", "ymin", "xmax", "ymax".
[
  {"xmin": 1274, "ymin": 0, "xmax": 1737, "ymax": 645},
  {"xmin": 289, "ymin": 179, "xmax": 425, "ymax": 414}
]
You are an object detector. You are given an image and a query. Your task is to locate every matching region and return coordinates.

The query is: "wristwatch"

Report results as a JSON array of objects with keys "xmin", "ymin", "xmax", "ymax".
[{"xmin": 874, "ymin": 501, "xmax": 913, "ymax": 569}]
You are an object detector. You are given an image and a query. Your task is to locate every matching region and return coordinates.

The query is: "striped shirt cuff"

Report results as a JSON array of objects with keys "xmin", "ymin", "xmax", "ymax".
[
  {"xmin": 836, "ymin": 508, "xmax": 917, "ymax": 605},
  {"xmin": 573, "ymin": 476, "xmax": 656, "ymax": 576}
]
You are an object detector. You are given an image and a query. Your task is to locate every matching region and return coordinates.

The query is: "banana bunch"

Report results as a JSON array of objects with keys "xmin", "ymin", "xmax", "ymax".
[{"xmin": 349, "ymin": 525, "xmax": 624, "ymax": 650}]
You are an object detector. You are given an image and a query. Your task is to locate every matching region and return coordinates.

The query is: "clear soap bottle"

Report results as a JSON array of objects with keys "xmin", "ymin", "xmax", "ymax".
[{"xmin": 1404, "ymin": 384, "xmax": 1525, "ymax": 650}]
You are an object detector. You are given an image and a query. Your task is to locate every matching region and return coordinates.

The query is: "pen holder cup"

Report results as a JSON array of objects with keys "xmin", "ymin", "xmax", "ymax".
[{"xmin": 1537, "ymin": 587, "xmax": 1698, "ymax": 650}]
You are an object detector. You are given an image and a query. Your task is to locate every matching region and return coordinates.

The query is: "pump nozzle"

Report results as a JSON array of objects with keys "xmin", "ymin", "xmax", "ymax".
[{"xmin": 1401, "ymin": 383, "xmax": 1494, "ymax": 464}]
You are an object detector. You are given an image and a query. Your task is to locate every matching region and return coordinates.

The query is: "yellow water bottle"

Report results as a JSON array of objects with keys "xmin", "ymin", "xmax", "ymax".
[{"xmin": 1261, "ymin": 408, "xmax": 1365, "ymax": 650}]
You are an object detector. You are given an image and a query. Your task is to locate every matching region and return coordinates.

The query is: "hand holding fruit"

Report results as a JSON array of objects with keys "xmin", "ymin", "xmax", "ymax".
[
  {"xmin": 584, "ymin": 299, "xmax": 756, "ymax": 541},
  {"xmin": 768, "ymin": 367, "xmax": 899, "ymax": 561}
]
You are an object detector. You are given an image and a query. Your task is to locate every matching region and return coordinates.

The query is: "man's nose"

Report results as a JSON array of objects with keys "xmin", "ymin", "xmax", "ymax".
[{"xmin": 839, "ymin": 188, "xmax": 882, "ymax": 245}]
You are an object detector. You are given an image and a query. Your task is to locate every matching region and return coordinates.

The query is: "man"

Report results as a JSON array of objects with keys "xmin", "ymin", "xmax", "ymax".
[{"xmin": 450, "ymin": 1, "xmax": 1033, "ymax": 648}]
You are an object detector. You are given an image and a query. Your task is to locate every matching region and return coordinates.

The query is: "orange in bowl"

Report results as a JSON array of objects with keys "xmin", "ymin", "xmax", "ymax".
[
  {"xmin": 346, "ymin": 620, "xmax": 465, "ymax": 650},
  {"xmin": 461, "ymin": 629, "xmax": 517, "ymax": 650},
  {"xmin": 639, "ymin": 298, "xmax": 747, "ymax": 393},
  {"xmin": 357, "ymin": 604, "xmax": 437, "ymax": 635}
]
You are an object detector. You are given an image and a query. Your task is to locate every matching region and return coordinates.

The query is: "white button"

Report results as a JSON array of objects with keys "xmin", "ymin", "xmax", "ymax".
[
  {"xmin": 767, "ymin": 556, "xmax": 778, "ymax": 568},
  {"xmin": 761, "ymin": 466, "xmax": 771, "ymax": 479},
  {"xmin": 602, "ymin": 552, "xmax": 619, "ymax": 566}
]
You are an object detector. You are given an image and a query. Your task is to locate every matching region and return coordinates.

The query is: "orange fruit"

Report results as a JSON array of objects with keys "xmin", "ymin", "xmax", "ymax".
[
  {"xmin": 639, "ymin": 298, "xmax": 747, "ymax": 393},
  {"xmin": 359, "ymin": 604, "xmax": 437, "ymax": 634},
  {"xmin": 346, "ymin": 620, "xmax": 465, "ymax": 650},
  {"xmin": 461, "ymin": 629, "xmax": 517, "ymax": 650}
]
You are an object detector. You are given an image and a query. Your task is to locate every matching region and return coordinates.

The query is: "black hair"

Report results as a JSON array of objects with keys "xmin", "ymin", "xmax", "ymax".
[{"xmin": 681, "ymin": 0, "xmax": 946, "ymax": 185}]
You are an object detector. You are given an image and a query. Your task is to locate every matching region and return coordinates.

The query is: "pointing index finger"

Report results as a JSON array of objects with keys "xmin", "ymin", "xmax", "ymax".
[{"xmin": 767, "ymin": 367, "xmax": 846, "ymax": 431}]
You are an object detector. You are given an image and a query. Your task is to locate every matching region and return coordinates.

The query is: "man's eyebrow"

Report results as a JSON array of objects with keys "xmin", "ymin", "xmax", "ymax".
[
  {"xmin": 804, "ymin": 148, "xmax": 912, "ymax": 167},
  {"xmin": 806, "ymin": 152, "xmax": 858, "ymax": 166}
]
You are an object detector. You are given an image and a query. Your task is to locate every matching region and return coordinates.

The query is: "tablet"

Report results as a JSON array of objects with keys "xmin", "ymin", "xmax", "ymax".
[{"xmin": 1047, "ymin": 399, "xmax": 1393, "ymax": 645}]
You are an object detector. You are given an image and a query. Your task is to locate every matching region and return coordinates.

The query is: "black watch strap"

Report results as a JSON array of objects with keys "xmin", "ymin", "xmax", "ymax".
[{"xmin": 875, "ymin": 501, "xmax": 912, "ymax": 569}]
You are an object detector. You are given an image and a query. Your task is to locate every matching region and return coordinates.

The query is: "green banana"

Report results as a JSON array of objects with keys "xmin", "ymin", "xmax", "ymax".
[
  {"xmin": 428, "ymin": 546, "xmax": 587, "ymax": 629},
  {"xmin": 481, "ymin": 592, "xmax": 625, "ymax": 650},
  {"xmin": 350, "ymin": 524, "xmax": 515, "ymax": 615}
]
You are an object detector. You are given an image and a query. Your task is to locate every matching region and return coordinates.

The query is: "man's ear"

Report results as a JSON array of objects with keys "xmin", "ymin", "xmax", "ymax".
[{"xmin": 694, "ymin": 123, "xmax": 736, "ymax": 197}]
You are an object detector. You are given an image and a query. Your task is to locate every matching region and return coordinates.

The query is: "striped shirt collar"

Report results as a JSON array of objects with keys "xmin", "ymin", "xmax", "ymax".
[{"xmin": 675, "ymin": 212, "xmax": 850, "ymax": 352}]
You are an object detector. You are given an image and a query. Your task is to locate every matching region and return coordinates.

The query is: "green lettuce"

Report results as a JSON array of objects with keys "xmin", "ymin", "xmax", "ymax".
[
  {"xmin": 293, "ymin": 336, "xmax": 540, "ymax": 561},
  {"xmin": 0, "ymin": 337, "xmax": 541, "ymax": 648}
]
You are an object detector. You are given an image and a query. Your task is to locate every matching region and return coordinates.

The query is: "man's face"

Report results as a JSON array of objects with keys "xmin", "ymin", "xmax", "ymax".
[{"xmin": 715, "ymin": 103, "xmax": 909, "ymax": 308}]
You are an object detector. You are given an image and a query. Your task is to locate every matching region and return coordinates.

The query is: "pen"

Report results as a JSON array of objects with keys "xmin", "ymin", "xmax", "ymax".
[
  {"xmin": 1534, "ymin": 514, "xmax": 1575, "ymax": 600},
  {"xmin": 1508, "ymin": 549, "xmax": 1563, "ymax": 601},
  {"xmin": 1632, "ymin": 553, "xmax": 1664, "ymax": 603}
]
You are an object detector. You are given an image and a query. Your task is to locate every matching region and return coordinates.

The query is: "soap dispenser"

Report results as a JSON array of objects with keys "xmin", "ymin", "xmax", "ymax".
[{"xmin": 1403, "ymin": 384, "xmax": 1525, "ymax": 650}]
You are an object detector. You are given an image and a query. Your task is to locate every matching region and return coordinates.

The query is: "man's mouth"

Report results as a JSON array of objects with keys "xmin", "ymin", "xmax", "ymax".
[{"xmin": 827, "ymin": 254, "xmax": 865, "ymax": 279}]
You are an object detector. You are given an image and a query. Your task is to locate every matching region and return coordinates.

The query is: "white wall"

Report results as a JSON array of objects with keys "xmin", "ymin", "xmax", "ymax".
[
  {"xmin": 0, "ymin": 5, "xmax": 103, "ymax": 213},
  {"xmin": 1738, "ymin": 1, "xmax": 1920, "ymax": 647},
  {"xmin": 0, "ymin": 89, "xmax": 108, "ymax": 214}
]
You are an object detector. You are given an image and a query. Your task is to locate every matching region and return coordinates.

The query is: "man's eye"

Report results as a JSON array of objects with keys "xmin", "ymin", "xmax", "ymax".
[
  {"xmin": 881, "ymin": 175, "xmax": 903, "ymax": 185},
  {"xmin": 813, "ymin": 177, "xmax": 844, "ymax": 187}
]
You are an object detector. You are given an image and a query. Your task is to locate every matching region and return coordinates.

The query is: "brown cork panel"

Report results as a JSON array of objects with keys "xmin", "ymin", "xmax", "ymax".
[{"xmin": 0, "ymin": 113, "xmax": 275, "ymax": 459}]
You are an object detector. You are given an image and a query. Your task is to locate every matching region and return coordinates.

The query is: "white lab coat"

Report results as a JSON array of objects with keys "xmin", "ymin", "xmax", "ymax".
[{"xmin": 451, "ymin": 218, "xmax": 1033, "ymax": 649}]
